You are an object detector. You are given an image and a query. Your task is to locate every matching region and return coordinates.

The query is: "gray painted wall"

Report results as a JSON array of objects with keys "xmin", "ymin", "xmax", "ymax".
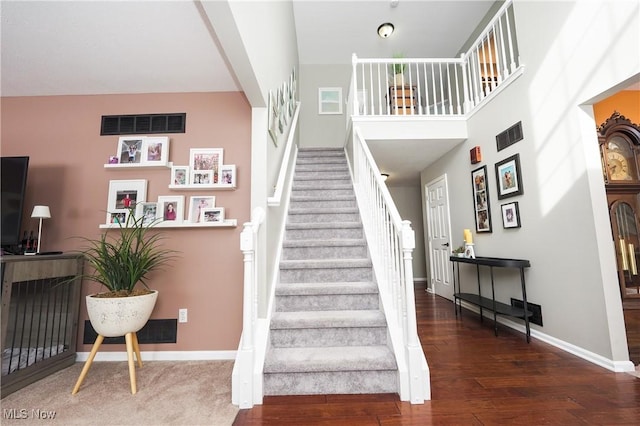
[
  {"xmin": 420, "ymin": 0, "xmax": 638, "ymax": 363},
  {"xmin": 388, "ymin": 185, "xmax": 427, "ymax": 281},
  {"xmin": 299, "ymin": 63, "xmax": 351, "ymax": 148}
]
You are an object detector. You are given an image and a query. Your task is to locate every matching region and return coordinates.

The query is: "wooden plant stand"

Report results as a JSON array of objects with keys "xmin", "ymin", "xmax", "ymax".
[{"xmin": 72, "ymin": 332, "xmax": 142, "ymax": 394}]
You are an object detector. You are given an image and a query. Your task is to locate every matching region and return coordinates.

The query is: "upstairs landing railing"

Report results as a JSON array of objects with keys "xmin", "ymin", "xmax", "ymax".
[
  {"xmin": 347, "ymin": 127, "xmax": 430, "ymax": 403},
  {"xmin": 348, "ymin": 0, "xmax": 520, "ymax": 118}
]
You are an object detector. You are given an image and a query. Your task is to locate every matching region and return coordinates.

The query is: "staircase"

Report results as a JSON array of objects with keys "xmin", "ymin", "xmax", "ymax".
[{"xmin": 263, "ymin": 148, "xmax": 398, "ymax": 396}]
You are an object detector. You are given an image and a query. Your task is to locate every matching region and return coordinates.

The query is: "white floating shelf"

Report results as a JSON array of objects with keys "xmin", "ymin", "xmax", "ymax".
[
  {"xmin": 99, "ymin": 219, "xmax": 237, "ymax": 229},
  {"xmin": 104, "ymin": 162, "xmax": 172, "ymax": 170},
  {"xmin": 168, "ymin": 183, "xmax": 236, "ymax": 191}
]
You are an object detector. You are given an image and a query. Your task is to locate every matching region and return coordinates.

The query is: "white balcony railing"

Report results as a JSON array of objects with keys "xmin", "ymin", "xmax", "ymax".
[{"xmin": 349, "ymin": 0, "xmax": 520, "ymax": 118}]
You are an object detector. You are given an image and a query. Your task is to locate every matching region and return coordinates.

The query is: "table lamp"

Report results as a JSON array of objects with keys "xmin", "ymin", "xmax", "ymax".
[{"xmin": 31, "ymin": 205, "xmax": 51, "ymax": 254}]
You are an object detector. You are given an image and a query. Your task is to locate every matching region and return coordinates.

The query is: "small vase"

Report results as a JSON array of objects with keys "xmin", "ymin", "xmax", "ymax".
[{"xmin": 394, "ymin": 73, "xmax": 405, "ymax": 86}]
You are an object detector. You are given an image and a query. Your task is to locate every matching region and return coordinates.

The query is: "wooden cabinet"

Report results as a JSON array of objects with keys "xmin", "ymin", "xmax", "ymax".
[
  {"xmin": 388, "ymin": 86, "xmax": 416, "ymax": 115},
  {"xmin": 1, "ymin": 254, "xmax": 83, "ymax": 397}
]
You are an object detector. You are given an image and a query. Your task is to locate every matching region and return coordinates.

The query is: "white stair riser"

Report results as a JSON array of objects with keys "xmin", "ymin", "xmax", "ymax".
[
  {"xmin": 263, "ymin": 370, "xmax": 397, "ymax": 395},
  {"xmin": 270, "ymin": 326, "xmax": 387, "ymax": 347}
]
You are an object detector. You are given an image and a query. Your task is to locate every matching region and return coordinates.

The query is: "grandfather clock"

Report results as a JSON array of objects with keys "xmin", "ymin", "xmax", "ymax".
[{"xmin": 598, "ymin": 112, "xmax": 640, "ymax": 306}]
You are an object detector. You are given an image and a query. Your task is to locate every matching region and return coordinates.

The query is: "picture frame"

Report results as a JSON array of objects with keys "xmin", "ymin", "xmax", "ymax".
[
  {"xmin": 117, "ymin": 137, "xmax": 144, "ymax": 164},
  {"xmin": 191, "ymin": 170, "xmax": 213, "ymax": 185},
  {"xmin": 471, "ymin": 166, "xmax": 492, "ymax": 233},
  {"xmin": 201, "ymin": 207, "xmax": 225, "ymax": 224},
  {"xmin": 318, "ymin": 87, "xmax": 343, "ymax": 115},
  {"xmin": 187, "ymin": 196, "xmax": 216, "ymax": 223},
  {"xmin": 189, "ymin": 148, "xmax": 223, "ymax": 184},
  {"xmin": 495, "ymin": 153, "xmax": 524, "ymax": 199},
  {"xmin": 171, "ymin": 165, "xmax": 189, "ymax": 186},
  {"xmin": 220, "ymin": 164, "xmax": 236, "ymax": 187},
  {"xmin": 106, "ymin": 179, "xmax": 147, "ymax": 224},
  {"xmin": 109, "ymin": 210, "xmax": 129, "ymax": 225},
  {"xmin": 141, "ymin": 136, "xmax": 169, "ymax": 165},
  {"xmin": 268, "ymin": 90, "xmax": 278, "ymax": 146},
  {"xmin": 501, "ymin": 201, "xmax": 521, "ymax": 229},
  {"xmin": 156, "ymin": 195, "xmax": 185, "ymax": 223},
  {"xmin": 136, "ymin": 202, "xmax": 158, "ymax": 226}
]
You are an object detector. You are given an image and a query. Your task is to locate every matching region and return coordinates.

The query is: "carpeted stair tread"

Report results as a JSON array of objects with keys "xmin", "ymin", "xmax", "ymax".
[
  {"xmin": 293, "ymin": 182, "xmax": 352, "ymax": 189},
  {"xmin": 264, "ymin": 346, "xmax": 397, "ymax": 373},
  {"xmin": 280, "ymin": 258, "xmax": 372, "ymax": 270},
  {"xmin": 275, "ymin": 281, "xmax": 377, "ymax": 295},
  {"xmin": 283, "ymin": 238, "xmax": 366, "ymax": 248},
  {"xmin": 288, "ymin": 207, "xmax": 359, "ymax": 215},
  {"xmin": 271, "ymin": 310, "xmax": 386, "ymax": 329},
  {"xmin": 290, "ymin": 194, "xmax": 355, "ymax": 201},
  {"xmin": 286, "ymin": 221, "xmax": 362, "ymax": 230}
]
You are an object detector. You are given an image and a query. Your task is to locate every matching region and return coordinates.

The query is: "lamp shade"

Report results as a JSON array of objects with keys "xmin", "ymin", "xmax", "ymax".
[
  {"xmin": 31, "ymin": 205, "xmax": 51, "ymax": 219},
  {"xmin": 377, "ymin": 23, "xmax": 394, "ymax": 38}
]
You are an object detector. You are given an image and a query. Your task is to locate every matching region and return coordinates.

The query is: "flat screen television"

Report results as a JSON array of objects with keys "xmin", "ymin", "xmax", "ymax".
[{"xmin": 1, "ymin": 156, "xmax": 30, "ymax": 251}]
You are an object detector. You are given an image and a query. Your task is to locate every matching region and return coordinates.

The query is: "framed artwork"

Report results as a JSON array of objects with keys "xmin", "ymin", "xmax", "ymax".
[
  {"xmin": 202, "ymin": 207, "xmax": 225, "ymax": 224},
  {"xmin": 220, "ymin": 164, "xmax": 236, "ymax": 186},
  {"xmin": 191, "ymin": 170, "xmax": 213, "ymax": 185},
  {"xmin": 187, "ymin": 196, "xmax": 216, "ymax": 223},
  {"xmin": 142, "ymin": 136, "xmax": 169, "ymax": 165},
  {"xmin": 268, "ymin": 90, "xmax": 278, "ymax": 146},
  {"xmin": 156, "ymin": 195, "xmax": 185, "ymax": 223},
  {"xmin": 136, "ymin": 202, "xmax": 158, "ymax": 226},
  {"xmin": 318, "ymin": 87, "xmax": 343, "ymax": 115},
  {"xmin": 471, "ymin": 166, "xmax": 492, "ymax": 233},
  {"xmin": 495, "ymin": 153, "xmax": 524, "ymax": 199},
  {"xmin": 106, "ymin": 179, "xmax": 147, "ymax": 224},
  {"xmin": 189, "ymin": 148, "xmax": 223, "ymax": 184},
  {"xmin": 501, "ymin": 201, "xmax": 521, "ymax": 229},
  {"xmin": 117, "ymin": 137, "xmax": 143, "ymax": 164},
  {"xmin": 171, "ymin": 165, "xmax": 189, "ymax": 186}
]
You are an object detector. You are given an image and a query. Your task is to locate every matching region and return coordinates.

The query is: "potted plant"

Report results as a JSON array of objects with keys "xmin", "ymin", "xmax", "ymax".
[
  {"xmin": 391, "ymin": 53, "xmax": 406, "ymax": 86},
  {"xmin": 74, "ymin": 211, "xmax": 178, "ymax": 337}
]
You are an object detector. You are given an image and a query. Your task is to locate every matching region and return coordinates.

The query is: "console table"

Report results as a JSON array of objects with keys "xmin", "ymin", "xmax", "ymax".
[{"xmin": 450, "ymin": 255, "xmax": 532, "ymax": 342}]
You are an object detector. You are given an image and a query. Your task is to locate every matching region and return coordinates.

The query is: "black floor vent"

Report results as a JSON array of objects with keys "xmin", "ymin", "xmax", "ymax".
[
  {"xmin": 510, "ymin": 298, "xmax": 543, "ymax": 326},
  {"xmin": 83, "ymin": 319, "xmax": 178, "ymax": 344},
  {"xmin": 101, "ymin": 113, "xmax": 186, "ymax": 135},
  {"xmin": 496, "ymin": 121, "xmax": 523, "ymax": 151}
]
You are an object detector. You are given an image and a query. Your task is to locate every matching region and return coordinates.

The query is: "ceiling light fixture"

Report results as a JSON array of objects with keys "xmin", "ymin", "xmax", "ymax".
[
  {"xmin": 377, "ymin": 23, "xmax": 395, "ymax": 39},
  {"xmin": 381, "ymin": 173, "xmax": 390, "ymax": 182}
]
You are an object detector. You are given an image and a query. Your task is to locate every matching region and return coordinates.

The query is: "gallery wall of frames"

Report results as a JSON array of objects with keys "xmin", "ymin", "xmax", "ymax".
[{"xmin": 102, "ymin": 136, "xmax": 237, "ymax": 228}]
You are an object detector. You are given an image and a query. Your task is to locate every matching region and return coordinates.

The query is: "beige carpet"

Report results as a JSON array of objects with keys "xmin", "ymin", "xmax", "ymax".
[{"xmin": 0, "ymin": 360, "xmax": 239, "ymax": 425}]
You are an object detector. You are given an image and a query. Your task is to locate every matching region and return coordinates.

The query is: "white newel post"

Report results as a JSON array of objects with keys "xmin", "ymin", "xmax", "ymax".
[
  {"xmin": 236, "ymin": 221, "xmax": 255, "ymax": 408},
  {"xmin": 401, "ymin": 220, "xmax": 426, "ymax": 403}
]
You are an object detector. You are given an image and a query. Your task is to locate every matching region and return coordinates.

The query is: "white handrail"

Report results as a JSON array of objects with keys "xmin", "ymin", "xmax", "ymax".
[
  {"xmin": 268, "ymin": 102, "xmax": 301, "ymax": 206},
  {"xmin": 350, "ymin": 127, "xmax": 429, "ymax": 403}
]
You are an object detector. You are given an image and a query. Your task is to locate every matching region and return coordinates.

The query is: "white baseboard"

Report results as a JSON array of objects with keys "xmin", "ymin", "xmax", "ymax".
[
  {"xmin": 75, "ymin": 350, "xmax": 237, "ymax": 362},
  {"xmin": 458, "ymin": 301, "xmax": 635, "ymax": 373}
]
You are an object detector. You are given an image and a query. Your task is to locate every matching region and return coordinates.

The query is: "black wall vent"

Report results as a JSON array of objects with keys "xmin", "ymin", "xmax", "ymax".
[
  {"xmin": 83, "ymin": 319, "xmax": 178, "ymax": 344},
  {"xmin": 100, "ymin": 113, "xmax": 186, "ymax": 135},
  {"xmin": 510, "ymin": 298, "xmax": 543, "ymax": 327},
  {"xmin": 496, "ymin": 121, "xmax": 523, "ymax": 151}
]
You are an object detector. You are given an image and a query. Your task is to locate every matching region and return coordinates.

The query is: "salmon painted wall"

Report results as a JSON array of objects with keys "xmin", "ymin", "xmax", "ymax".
[
  {"xmin": 594, "ymin": 90, "xmax": 640, "ymax": 126},
  {"xmin": 1, "ymin": 92, "xmax": 251, "ymax": 353}
]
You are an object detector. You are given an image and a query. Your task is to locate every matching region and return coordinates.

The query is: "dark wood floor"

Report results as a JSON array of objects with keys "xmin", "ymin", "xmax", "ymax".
[{"xmin": 233, "ymin": 286, "xmax": 640, "ymax": 425}]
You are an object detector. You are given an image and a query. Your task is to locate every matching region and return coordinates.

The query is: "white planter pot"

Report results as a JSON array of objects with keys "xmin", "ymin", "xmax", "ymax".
[
  {"xmin": 394, "ymin": 73, "xmax": 405, "ymax": 86},
  {"xmin": 86, "ymin": 290, "xmax": 158, "ymax": 337}
]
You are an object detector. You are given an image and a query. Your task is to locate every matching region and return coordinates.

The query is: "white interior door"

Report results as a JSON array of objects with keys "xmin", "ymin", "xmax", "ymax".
[{"xmin": 425, "ymin": 175, "xmax": 453, "ymax": 299}]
